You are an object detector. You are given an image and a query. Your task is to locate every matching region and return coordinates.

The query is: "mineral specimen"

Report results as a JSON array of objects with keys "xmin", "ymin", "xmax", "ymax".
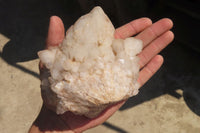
[{"xmin": 38, "ymin": 6, "xmax": 143, "ymax": 118}]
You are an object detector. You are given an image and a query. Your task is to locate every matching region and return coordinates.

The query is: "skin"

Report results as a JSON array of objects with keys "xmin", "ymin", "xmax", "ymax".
[{"xmin": 29, "ymin": 16, "xmax": 174, "ymax": 133}]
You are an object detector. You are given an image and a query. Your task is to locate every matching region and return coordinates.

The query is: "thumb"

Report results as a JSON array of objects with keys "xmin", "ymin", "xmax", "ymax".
[{"xmin": 46, "ymin": 16, "xmax": 65, "ymax": 48}]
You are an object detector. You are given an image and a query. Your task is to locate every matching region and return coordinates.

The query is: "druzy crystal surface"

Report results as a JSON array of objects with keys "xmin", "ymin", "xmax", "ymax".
[{"xmin": 38, "ymin": 6, "xmax": 143, "ymax": 118}]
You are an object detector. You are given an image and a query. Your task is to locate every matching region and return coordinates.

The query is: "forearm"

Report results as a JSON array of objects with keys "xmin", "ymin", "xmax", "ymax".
[{"xmin": 29, "ymin": 125, "xmax": 43, "ymax": 133}]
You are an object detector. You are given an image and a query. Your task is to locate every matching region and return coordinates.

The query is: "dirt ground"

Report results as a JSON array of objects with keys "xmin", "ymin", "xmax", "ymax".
[{"xmin": 0, "ymin": 0, "xmax": 200, "ymax": 133}]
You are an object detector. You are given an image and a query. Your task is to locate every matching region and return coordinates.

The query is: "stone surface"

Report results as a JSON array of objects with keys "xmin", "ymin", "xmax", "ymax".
[
  {"xmin": 85, "ymin": 91, "xmax": 200, "ymax": 133},
  {"xmin": 0, "ymin": 56, "xmax": 42, "ymax": 133},
  {"xmin": 38, "ymin": 6, "xmax": 142, "ymax": 118}
]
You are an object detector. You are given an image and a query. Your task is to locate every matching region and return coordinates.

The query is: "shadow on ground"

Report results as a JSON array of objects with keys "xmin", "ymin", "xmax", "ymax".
[
  {"xmin": 120, "ymin": 41, "xmax": 200, "ymax": 117},
  {"xmin": 0, "ymin": 0, "xmax": 82, "ymax": 78},
  {"xmin": 0, "ymin": 0, "xmax": 199, "ymax": 132}
]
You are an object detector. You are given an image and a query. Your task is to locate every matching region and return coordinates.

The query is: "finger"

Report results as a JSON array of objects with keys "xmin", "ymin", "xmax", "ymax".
[
  {"xmin": 114, "ymin": 18, "xmax": 152, "ymax": 39},
  {"xmin": 135, "ymin": 18, "xmax": 173, "ymax": 48},
  {"xmin": 138, "ymin": 31, "xmax": 174, "ymax": 68},
  {"xmin": 46, "ymin": 16, "xmax": 65, "ymax": 48},
  {"xmin": 138, "ymin": 55, "xmax": 164, "ymax": 87}
]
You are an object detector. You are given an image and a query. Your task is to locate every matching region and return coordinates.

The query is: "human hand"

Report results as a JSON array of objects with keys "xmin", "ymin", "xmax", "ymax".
[{"xmin": 29, "ymin": 16, "xmax": 174, "ymax": 133}]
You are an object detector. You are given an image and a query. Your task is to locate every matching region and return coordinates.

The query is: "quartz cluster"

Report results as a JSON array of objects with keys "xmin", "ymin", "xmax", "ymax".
[{"xmin": 38, "ymin": 6, "xmax": 143, "ymax": 118}]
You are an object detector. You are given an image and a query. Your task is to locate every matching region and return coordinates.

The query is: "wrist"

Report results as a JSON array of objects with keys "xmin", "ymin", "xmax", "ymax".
[{"xmin": 29, "ymin": 105, "xmax": 74, "ymax": 133}]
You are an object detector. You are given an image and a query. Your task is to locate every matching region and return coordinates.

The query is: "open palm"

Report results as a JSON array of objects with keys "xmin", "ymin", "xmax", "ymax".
[{"xmin": 29, "ymin": 16, "xmax": 174, "ymax": 133}]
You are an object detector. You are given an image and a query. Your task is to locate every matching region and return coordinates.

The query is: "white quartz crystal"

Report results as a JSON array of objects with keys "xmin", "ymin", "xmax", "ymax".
[{"xmin": 38, "ymin": 6, "xmax": 143, "ymax": 118}]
